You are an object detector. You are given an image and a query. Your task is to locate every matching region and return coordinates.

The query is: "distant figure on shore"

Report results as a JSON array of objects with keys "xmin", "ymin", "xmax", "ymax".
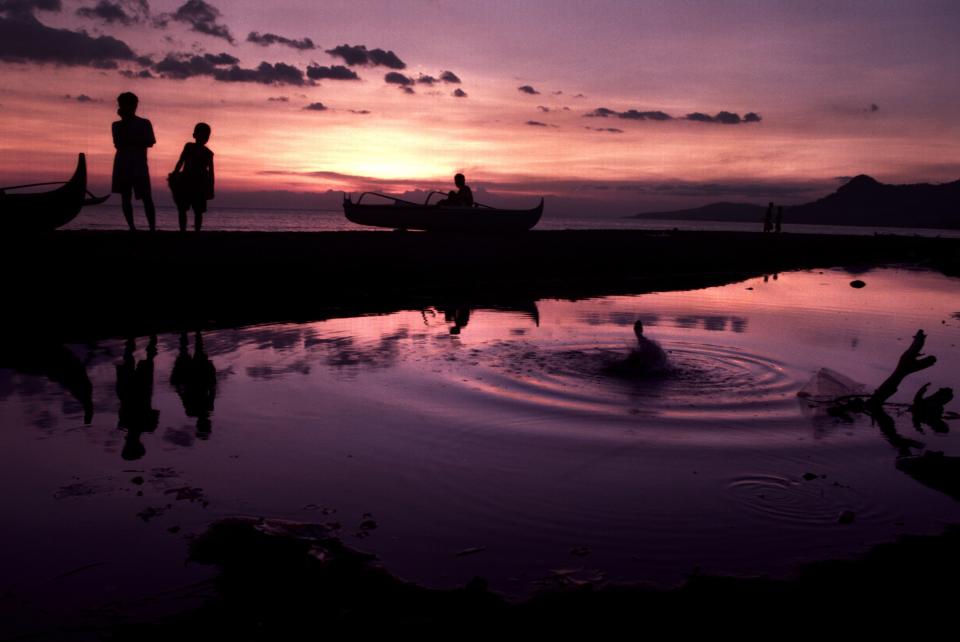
[
  {"xmin": 116, "ymin": 335, "xmax": 158, "ymax": 460},
  {"xmin": 169, "ymin": 123, "xmax": 215, "ymax": 232},
  {"xmin": 763, "ymin": 202, "xmax": 774, "ymax": 233},
  {"xmin": 112, "ymin": 92, "xmax": 156, "ymax": 231},
  {"xmin": 775, "ymin": 206, "xmax": 783, "ymax": 233},
  {"xmin": 171, "ymin": 331, "xmax": 217, "ymax": 435},
  {"xmin": 437, "ymin": 173, "xmax": 474, "ymax": 207}
]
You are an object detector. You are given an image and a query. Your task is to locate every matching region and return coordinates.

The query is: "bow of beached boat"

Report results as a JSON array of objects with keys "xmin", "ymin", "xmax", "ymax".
[
  {"xmin": 0, "ymin": 154, "xmax": 109, "ymax": 232},
  {"xmin": 343, "ymin": 191, "xmax": 543, "ymax": 232}
]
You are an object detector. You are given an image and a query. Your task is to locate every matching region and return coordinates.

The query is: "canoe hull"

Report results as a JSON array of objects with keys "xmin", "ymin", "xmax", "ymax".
[
  {"xmin": 344, "ymin": 199, "xmax": 543, "ymax": 233},
  {"xmin": 0, "ymin": 154, "xmax": 88, "ymax": 232}
]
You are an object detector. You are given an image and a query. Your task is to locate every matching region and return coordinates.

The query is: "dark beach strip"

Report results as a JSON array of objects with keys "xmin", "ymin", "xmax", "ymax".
[{"xmin": 3, "ymin": 229, "xmax": 957, "ymax": 340}]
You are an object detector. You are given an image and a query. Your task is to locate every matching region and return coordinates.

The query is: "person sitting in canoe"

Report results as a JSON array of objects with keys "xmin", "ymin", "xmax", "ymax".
[{"xmin": 436, "ymin": 173, "xmax": 474, "ymax": 207}]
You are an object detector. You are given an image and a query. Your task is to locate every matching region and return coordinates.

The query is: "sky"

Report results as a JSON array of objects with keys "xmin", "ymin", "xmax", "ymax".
[{"xmin": 1, "ymin": 0, "xmax": 959, "ymax": 214}]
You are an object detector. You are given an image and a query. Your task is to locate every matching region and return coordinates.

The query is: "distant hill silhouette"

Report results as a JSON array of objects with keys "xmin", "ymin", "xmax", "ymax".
[{"xmin": 636, "ymin": 175, "xmax": 960, "ymax": 229}]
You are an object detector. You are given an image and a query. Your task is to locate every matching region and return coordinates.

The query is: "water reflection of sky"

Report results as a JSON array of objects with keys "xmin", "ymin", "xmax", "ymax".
[{"xmin": 1, "ymin": 267, "xmax": 959, "ymax": 627}]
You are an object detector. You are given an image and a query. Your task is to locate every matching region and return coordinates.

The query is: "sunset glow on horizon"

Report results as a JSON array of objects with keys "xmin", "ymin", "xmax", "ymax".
[{"xmin": 2, "ymin": 0, "xmax": 959, "ymax": 213}]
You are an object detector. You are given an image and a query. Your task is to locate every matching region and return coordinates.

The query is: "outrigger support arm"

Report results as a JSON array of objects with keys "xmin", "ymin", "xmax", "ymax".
[{"xmin": 351, "ymin": 191, "xmax": 421, "ymax": 206}]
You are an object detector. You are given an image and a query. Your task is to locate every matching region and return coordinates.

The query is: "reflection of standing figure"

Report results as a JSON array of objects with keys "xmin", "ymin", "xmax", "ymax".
[
  {"xmin": 775, "ymin": 206, "xmax": 783, "ymax": 233},
  {"xmin": 116, "ymin": 335, "xmax": 159, "ymax": 460},
  {"xmin": 763, "ymin": 202, "xmax": 774, "ymax": 233},
  {"xmin": 442, "ymin": 305, "xmax": 471, "ymax": 335},
  {"xmin": 171, "ymin": 332, "xmax": 217, "ymax": 436}
]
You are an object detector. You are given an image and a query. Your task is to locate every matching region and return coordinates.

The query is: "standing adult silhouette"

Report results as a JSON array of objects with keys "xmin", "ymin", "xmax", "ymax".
[
  {"xmin": 763, "ymin": 202, "xmax": 774, "ymax": 233},
  {"xmin": 112, "ymin": 92, "xmax": 157, "ymax": 231}
]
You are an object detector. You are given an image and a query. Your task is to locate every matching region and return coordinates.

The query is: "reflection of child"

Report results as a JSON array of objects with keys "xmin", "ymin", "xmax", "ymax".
[{"xmin": 169, "ymin": 123, "xmax": 215, "ymax": 232}]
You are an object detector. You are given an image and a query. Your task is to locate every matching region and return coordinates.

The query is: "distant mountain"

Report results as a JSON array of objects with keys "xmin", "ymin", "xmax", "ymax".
[{"xmin": 635, "ymin": 175, "xmax": 960, "ymax": 229}]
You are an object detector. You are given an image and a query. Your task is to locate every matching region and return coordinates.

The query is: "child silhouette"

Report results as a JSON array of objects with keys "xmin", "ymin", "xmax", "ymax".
[{"xmin": 169, "ymin": 123, "xmax": 215, "ymax": 232}]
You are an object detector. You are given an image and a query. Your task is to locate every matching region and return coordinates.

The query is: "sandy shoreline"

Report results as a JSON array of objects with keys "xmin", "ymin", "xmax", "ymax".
[{"xmin": 3, "ymin": 229, "xmax": 957, "ymax": 340}]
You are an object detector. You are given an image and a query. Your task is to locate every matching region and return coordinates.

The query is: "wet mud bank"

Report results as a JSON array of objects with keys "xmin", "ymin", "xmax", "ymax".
[
  {"xmin": 3, "ymin": 229, "xmax": 957, "ymax": 340},
  {"xmin": 111, "ymin": 516, "xmax": 959, "ymax": 637}
]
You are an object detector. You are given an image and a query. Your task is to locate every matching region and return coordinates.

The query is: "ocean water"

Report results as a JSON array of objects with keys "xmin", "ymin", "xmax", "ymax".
[
  {"xmin": 1, "ymin": 267, "xmax": 959, "ymax": 633},
  {"xmin": 64, "ymin": 203, "xmax": 960, "ymax": 237}
]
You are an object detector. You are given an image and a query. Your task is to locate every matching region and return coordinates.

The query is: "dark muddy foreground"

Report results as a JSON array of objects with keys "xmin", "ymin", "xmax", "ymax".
[{"xmin": 107, "ymin": 516, "xmax": 958, "ymax": 637}]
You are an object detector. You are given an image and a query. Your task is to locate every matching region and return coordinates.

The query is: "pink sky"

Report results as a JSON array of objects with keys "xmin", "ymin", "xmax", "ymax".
[{"xmin": 1, "ymin": 0, "xmax": 959, "ymax": 213}]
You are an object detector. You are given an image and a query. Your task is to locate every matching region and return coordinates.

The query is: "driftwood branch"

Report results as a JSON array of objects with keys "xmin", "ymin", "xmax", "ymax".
[{"xmin": 868, "ymin": 330, "xmax": 936, "ymax": 409}]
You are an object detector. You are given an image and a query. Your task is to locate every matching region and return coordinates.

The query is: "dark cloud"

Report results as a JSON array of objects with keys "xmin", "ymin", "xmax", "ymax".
[
  {"xmin": 416, "ymin": 74, "xmax": 437, "ymax": 85},
  {"xmin": 152, "ymin": 51, "xmax": 236, "ymax": 79},
  {"xmin": 170, "ymin": 0, "xmax": 233, "ymax": 44},
  {"xmin": 204, "ymin": 51, "xmax": 236, "ymax": 64},
  {"xmin": 76, "ymin": 0, "xmax": 148, "ymax": 25},
  {"xmin": 0, "ymin": 0, "xmax": 61, "ymax": 14},
  {"xmin": 552, "ymin": 90, "xmax": 563, "ymax": 95},
  {"xmin": 304, "ymin": 102, "xmax": 327, "ymax": 111},
  {"xmin": 588, "ymin": 107, "xmax": 759, "ymax": 125},
  {"xmin": 384, "ymin": 71, "xmax": 413, "ymax": 85},
  {"xmin": 0, "ymin": 11, "xmax": 136, "ymax": 67},
  {"xmin": 685, "ymin": 111, "xmax": 760, "ymax": 124},
  {"xmin": 400, "ymin": 86, "xmax": 415, "ymax": 94},
  {"xmin": 349, "ymin": 109, "xmax": 370, "ymax": 114},
  {"xmin": 152, "ymin": 53, "xmax": 306, "ymax": 85},
  {"xmin": 620, "ymin": 109, "xmax": 672, "ymax": 121},
  {"xmin": 867, "ymin": 103, "xmax": 879, "ymax": 112},
  {"xmin": 573, "ymin": 93, "xmax": 586, "ymax": 98},
  {"xmin": 440, "ymin": 70, "xmax": 460, "ymax": 83},
  {"xmin": 518, "ymin": 85, "xmax": 539, "ymax": 95},
  {"xmin": 325, "ymin": 43, "xmax": 405, "ymax": 69},
  {"xmin": 306, "ymin": 64, "xmax": 358, "ymax": 80},
  {"xmin": 685, "ymin": 112, "xmax": 713, "ymax": 123},
  {"xmin": 714, "ymin": 111, "xmax": 741, "ymax": 124},
  {"xmin": 267, "ymin": 96, "xmax": 288, "ymax": 102},
  {"xmin": 452, "ymin": 88, "xmax": 467, "ymax": 98},
  {"xmin": 537, "ymin": 105, "xmax": 550, "ymax": 112},
  {"xmin": 585, "ymin": 107, "xmax": 618, "ymax": 118},
  {"xmin": 213, "ymin": 61, "xmax": 305, "ymax": 85},
  {"xmin": 63, "ymin": 93, "xmax": 96, "ymax": 102},
  {"xmin": 247, "ymin": 31, "xmax": 315, "ymax": 51},
  {"xmin": 526, "ymin": 120, "xmax": 551, "ymax": 127},
  {"xmin": 586, "ymin": 126, "xmax": 623, "ymax": 133}
]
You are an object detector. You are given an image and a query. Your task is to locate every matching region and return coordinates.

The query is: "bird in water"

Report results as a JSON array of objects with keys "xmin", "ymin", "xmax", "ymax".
[{"xmin": 622, "ymin": 320, "xmax": 668, "ymax": 374}]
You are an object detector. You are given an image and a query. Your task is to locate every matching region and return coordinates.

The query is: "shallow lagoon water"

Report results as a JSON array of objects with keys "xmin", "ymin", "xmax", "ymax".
[{"xmin": 2, "ymin": 267, "xmax": 959, "ymax": 631}]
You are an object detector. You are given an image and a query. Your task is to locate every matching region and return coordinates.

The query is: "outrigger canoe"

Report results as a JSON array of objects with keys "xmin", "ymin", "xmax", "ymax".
[
  {"xmin": 343, "ymin": 191, "xmax": 543, "ymax": 232},
  {"xmin": 0, "ymin": 153, "xmax": 108, "ymax": 232}
]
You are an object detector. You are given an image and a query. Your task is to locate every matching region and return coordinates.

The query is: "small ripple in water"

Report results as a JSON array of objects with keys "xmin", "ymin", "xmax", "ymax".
[{"xmin": 726, "ymin": 473, "xmax": 888, "ymax": 527}]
